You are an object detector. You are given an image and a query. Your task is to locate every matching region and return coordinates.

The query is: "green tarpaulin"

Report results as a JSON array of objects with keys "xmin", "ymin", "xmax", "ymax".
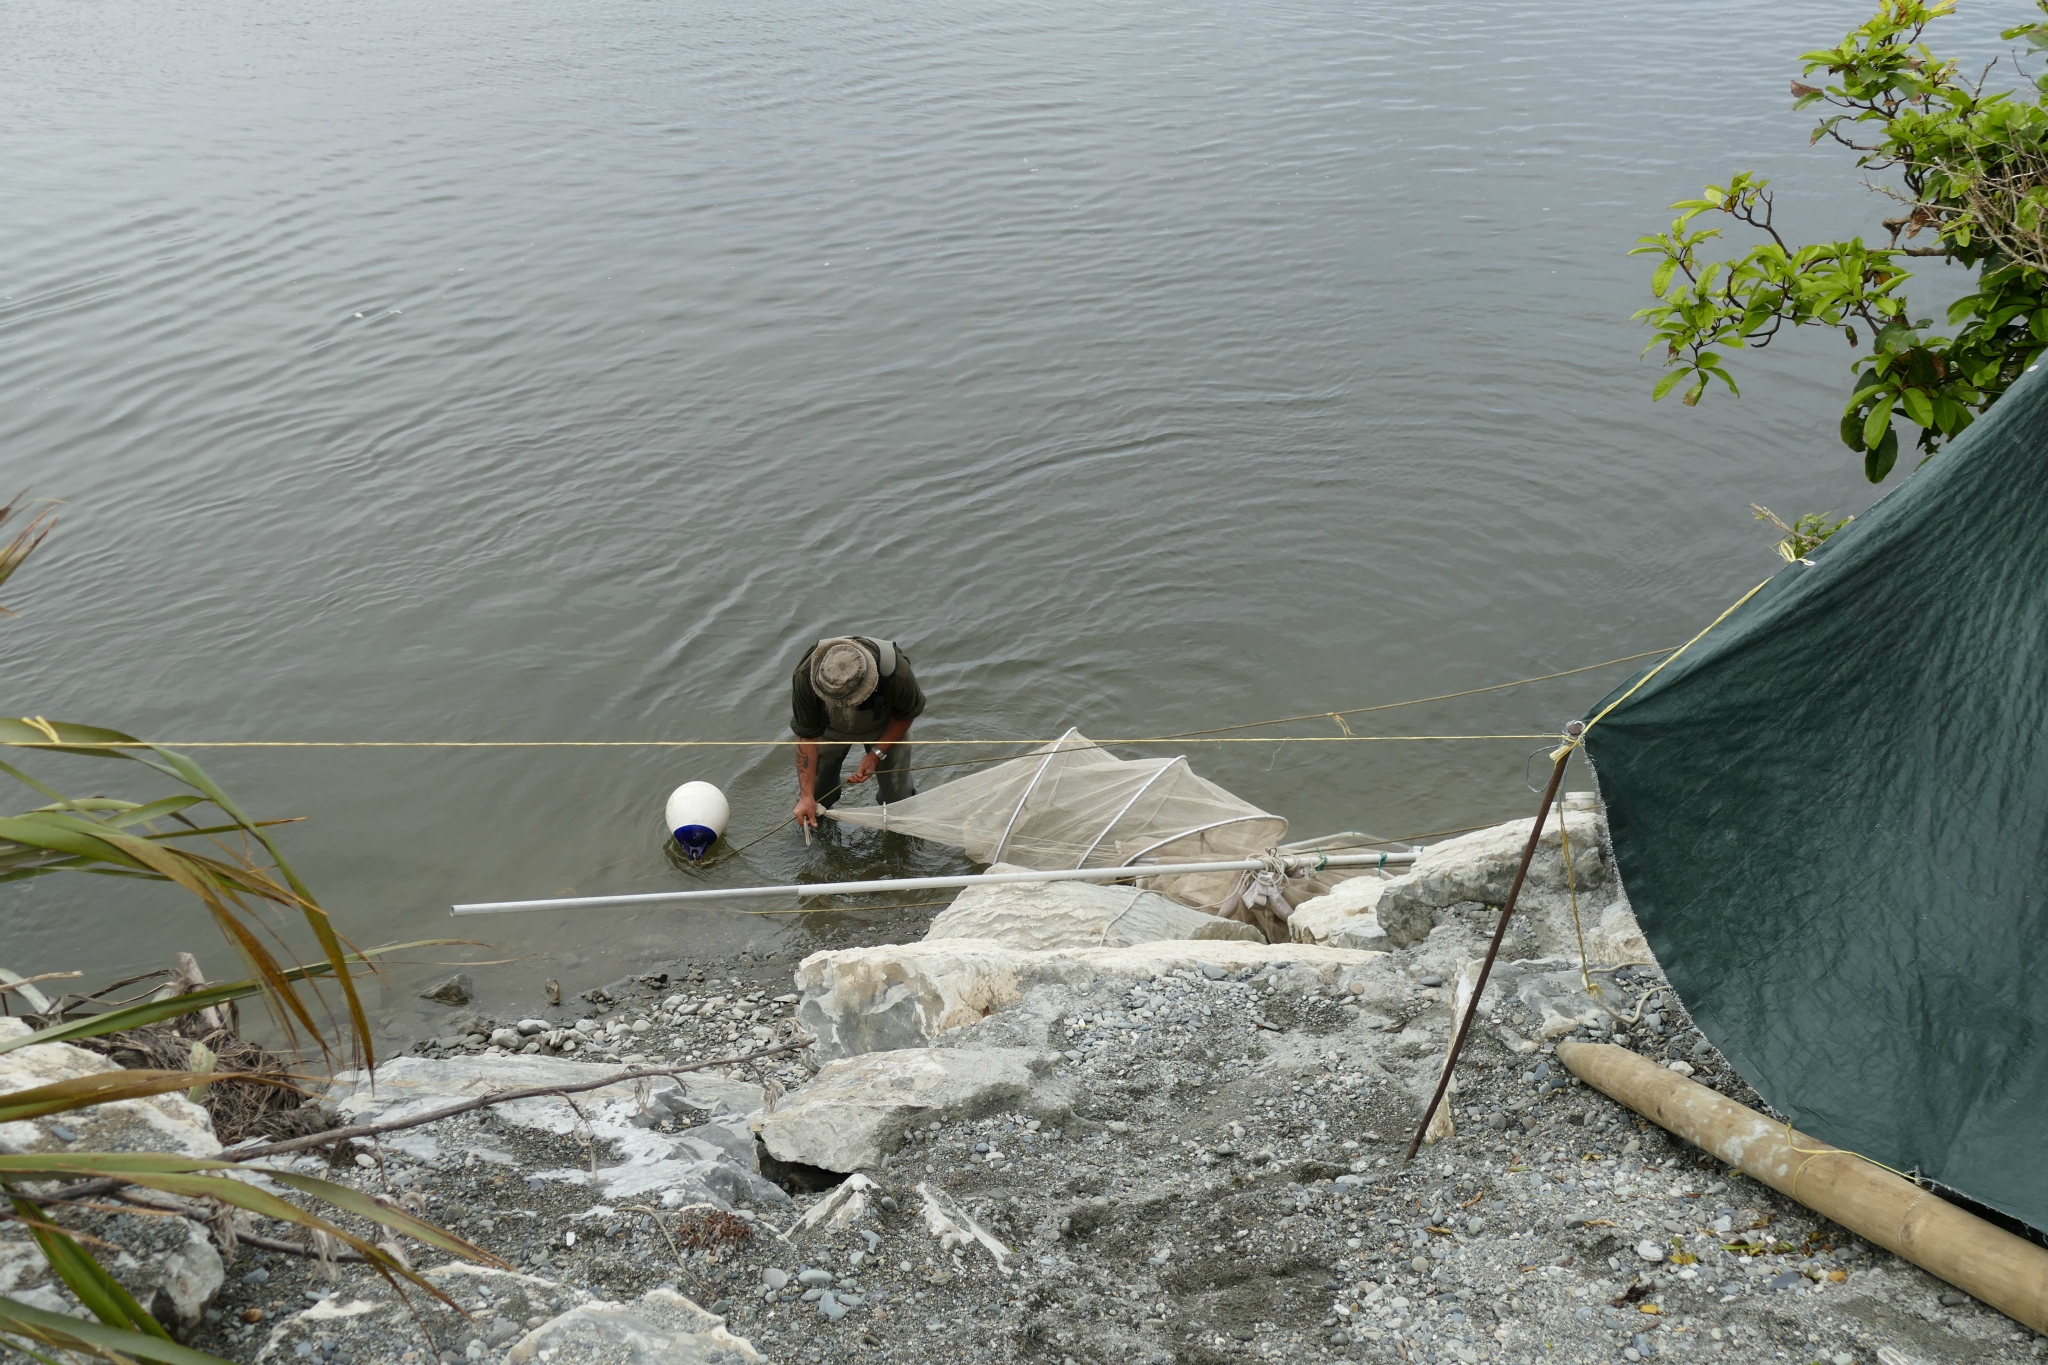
[{"xmin": 1582, "ymin": 365, "xmax": 2048, "ymax": 1234}]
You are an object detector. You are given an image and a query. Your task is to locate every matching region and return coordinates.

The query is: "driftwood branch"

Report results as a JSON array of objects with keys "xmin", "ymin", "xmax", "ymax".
[
  {"xmin": 18, "ymin": 1036, "xmax": 813, "ymax": 1220},
  {"xmin": 0, "ymin": 971, "xmax": 83, "ymax": 996},
  {"xmin": 104, "ymin": 1189, "xmax": 368, "ymax": 1261},
  {"xmin": 241, "ymin": 1228, "xmax": 367, "ymax": 1262},
  {"xmin": 222, "ymin": 1035, "xmax": 815, "ymax": 1162}
]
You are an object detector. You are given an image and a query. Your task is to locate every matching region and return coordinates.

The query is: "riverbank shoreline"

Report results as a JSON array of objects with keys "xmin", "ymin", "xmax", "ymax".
[{"xmin": 2, "ymin": 814, "xmax": 2039, "ymax": 1365}]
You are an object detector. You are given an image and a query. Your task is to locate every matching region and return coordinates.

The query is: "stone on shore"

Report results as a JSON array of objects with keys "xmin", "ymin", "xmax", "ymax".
[
  {"xmin": 795, "ymin": 939, "xmax": 1384, "ymax": 1060},
  {"xmin": 925, "ymin": 868, "xmax": 1262, "ymax": 950},
  {"xmin": 1583, "ymin": 897, "xmax": 1653, "ymax": 964},
  {"xmin": 1286, "ymin": 876, "xmax": 1389, "ymax": 949},
  {"xmin": 507, "ymin": 1286, "xmax": 759, "ymax": 1364},
  {"xmin": 0, "ymin": 1019, "xmax": 224, "ymax": 1329},
  {"xmin": 1370, "ymin": 811, "xmax": 1609, "ymax": 946},
  {"xmin": 326, "ymin": 1054, "xmax": 784, "ymax": 1207},
  {"xmin": 419, "ymin": 972, "xmax": 476, "ymax": 1006},
  {"xmin": 1450, "ymin": 957, "xmax": 1624, "ymax": 1042},
  {"xmin": 756, "ymin": 1047, "xmax": 1062, "ymax": 1172}
]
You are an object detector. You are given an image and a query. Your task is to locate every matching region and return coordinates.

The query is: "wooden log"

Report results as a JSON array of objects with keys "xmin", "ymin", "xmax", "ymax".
[{"xmin": 1556, "ymin": 1040, "xmax": 2048, "ymax": 1333}]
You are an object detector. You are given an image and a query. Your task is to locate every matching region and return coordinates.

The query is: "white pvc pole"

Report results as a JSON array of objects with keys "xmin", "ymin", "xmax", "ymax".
[{"xmin": 449, "ymin": 849, "xmax": 1419, "ymax": 916}]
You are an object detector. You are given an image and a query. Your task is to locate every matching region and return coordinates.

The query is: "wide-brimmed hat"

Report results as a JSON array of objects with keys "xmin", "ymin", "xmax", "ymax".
[{"xmin": 811, "ymin": 638, "xmax": 879, "ymax": 705}]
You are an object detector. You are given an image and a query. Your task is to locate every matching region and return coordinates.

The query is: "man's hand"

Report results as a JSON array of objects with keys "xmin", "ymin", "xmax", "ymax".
[
  {"xmin": 793, "ymin": 795, "xmax": 820, "ymax": 829},
  {"xmin": 849, "ymin": 750, "xmax": 881, "ymax": 785}
]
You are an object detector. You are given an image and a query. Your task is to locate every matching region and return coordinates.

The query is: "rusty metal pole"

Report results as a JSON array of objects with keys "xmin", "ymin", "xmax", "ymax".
[{"xmin": 1405, "ymin": 723, "xmax": 1579, "ymax": 1160}]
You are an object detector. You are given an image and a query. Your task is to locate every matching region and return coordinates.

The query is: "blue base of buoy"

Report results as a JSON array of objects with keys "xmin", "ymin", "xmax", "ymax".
[{"xmin": 672, "ymin": 825, "xmax": 720, "ymax": 861}]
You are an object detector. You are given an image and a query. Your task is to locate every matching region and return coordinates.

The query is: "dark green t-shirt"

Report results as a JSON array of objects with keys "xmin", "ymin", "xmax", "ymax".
[{"xmin": 790, "ymin": 639, "xmax": 927, "ymax": 742}]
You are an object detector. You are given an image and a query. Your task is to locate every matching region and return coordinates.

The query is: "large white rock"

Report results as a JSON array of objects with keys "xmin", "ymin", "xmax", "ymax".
[
  {"xmin": 1287, "ymin": 877, "xmax": 1389, "ymax": 949},
  {"xmin": 251, "ymin": 1263, "xmax": 590, "ymax": 1364},
  {"xmin": 925, "ymin": 869, "xmax": 1262, "ymax": 950},
  {"xmin": 1374, "ymin": 811, "xmax": 1611, "ymax": 946},
  {"xmin": 506, "ymin": 1287, "xmax": 759, "ymax": 1364},
  {"xmin": 1453, "ymin": 956, "xmax": 1624, "ymax": 1042},
  {"xmin": 327, "ymin": 1055, "xmax": 785, "ymax": 1208},
  {"xmin": 756, "ymin": 1047, "xmax": 1060, "ymax": 1173},
  {"xmin": 795, "ymin": 939, "xmax": 1384, "ymax": 1060},
  {"xmin": 0, "ymin": 1018, "xmax": 220, "ymax": 1158},
  {"xmin": 0, "ymin": 1019, "xmax": 224, "ymax": 1329},
  {"xmin": 1583, "ymin": 898, "xmax": 1654, "ymax": 966}
]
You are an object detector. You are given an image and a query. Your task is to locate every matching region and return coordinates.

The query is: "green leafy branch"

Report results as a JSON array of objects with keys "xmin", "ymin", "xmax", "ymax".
[{"xmin": 1635, "ymin": 0, "xmax": 2048, "ymax": 481}]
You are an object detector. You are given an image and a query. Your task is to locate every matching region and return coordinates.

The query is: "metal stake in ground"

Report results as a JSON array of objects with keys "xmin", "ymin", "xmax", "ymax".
[{"xmin": 1404, "ymin": 722, "xmax": 1579, "ymax": 1161}]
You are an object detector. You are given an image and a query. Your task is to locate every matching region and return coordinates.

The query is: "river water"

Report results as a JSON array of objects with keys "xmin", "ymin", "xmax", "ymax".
[{"xmin": 2, "ymin": 0, "xmax": 2020, "ymax": 1039}]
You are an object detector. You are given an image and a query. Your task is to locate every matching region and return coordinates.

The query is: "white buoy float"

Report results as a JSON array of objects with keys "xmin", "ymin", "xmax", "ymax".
[{"xmin": 664, "ymin": 781, "xmax": 730, "ymax": 861}]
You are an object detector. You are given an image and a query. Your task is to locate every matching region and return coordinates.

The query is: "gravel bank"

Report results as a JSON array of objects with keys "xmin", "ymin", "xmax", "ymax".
[{"xmin": 160, "ymin": 940, "xmax": 2045, "ymax": 1365}]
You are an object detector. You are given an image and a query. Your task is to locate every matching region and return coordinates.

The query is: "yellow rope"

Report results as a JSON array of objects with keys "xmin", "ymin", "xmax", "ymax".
[
  {"xmin": 1780, "ymin": 1118, "xmax": 1919, "ymax": 1204},
  {"xmin": 8, "ymin": 733, "xmax": 1559, "ymax": 750},
  {"xmin": 1552, "ymin": 580, "xmax": 1773, "ymax": 762},
  {"xmin": 2, "ymin": 648, "xmax": 1678, "ymax": 752},
  {"xmin": 1558, "ymin": 798, "xmax": 1597, "ymax": 996},
  {"xmin": 1147, "ymin": 647, "xmax": 1676, "ymax": 740}
]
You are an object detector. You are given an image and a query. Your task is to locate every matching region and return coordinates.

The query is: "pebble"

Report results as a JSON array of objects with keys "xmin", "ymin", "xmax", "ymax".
[
  {"xmin": 1418, "ymin": 975, "xmax": 1444, "ymax": 987},
  {"xmin": 762, "ymin": 1268, "xmax": 789, "ymax": 1290},
  {"xmin": 1635, "ymin": 1239, "xmax": 1665, "ymax": 1262},
  {"xmin": 48, "ymin": 1124, "xmax": 77, "ymax": 1142},
  {"xmin": 1196, "ymin": 962, "xmax": 1227, "ymax": 980},
  {"xmin": 242, "ymin": 1268, "xmax": 270, "ymax": 1285},
  {"xmin": 798, "ymin": 1268, "xmax": 833, "ymax": 1287}
]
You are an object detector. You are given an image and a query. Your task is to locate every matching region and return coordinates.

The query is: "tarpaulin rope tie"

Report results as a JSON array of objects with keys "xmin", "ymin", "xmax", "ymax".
[
  {"xmin": 1552, "ymin": 580, "xmax": 1773, "ymax": 763},
  {"xmin": 1558, "ymin": 801, "xmax": 1597, "ymax": 996}
]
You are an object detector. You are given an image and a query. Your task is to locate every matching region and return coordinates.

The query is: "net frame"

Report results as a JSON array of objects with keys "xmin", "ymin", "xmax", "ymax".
[{"xmin": 826, "ymin": 729, "xmax": 1288, "ymax": 899}]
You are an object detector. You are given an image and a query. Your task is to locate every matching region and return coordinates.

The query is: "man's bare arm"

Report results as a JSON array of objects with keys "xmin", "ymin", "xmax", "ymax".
[{"xmin": 793, "ymin": 740, "xmax": 821, "ymax": 827}]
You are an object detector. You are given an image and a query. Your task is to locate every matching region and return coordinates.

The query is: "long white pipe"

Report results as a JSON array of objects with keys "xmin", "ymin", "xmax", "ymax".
[{"xmin": 449, "ymin": 849, "xmax": 1420, "ymax": 916}]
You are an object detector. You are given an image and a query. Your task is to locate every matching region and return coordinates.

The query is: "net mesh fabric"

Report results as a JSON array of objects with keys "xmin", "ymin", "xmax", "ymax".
[{"xmin": 825, "ymin": 730, "xmax": 1286, "ymax": 906}]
